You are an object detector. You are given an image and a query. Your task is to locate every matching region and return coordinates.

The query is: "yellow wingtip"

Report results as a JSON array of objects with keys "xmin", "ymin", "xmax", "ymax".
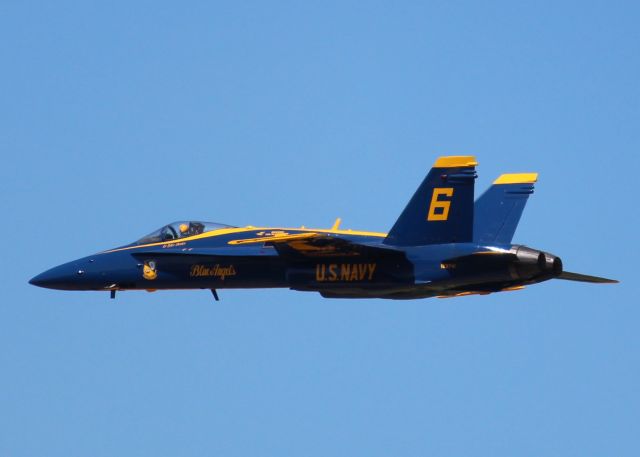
[
  {"xmin": 331, "ymin": 217, "xmax": 342, "ymax": 231},
  {"xmin": 493, "ymin": 173, "xmax": 538, "ymax": 185},
  {"xmin": 433, "ymin": 155, "xmax": 478, "ymax": 168}
]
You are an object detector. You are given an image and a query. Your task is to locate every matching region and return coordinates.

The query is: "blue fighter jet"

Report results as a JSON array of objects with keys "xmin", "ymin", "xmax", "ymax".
[{"xmin": 30, "ymin": 156, "xmax": 617, "ymax": 300}]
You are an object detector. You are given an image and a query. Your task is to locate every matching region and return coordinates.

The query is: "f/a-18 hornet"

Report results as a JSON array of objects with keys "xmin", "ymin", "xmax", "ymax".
[{"xmin": 30, "ymin": 156, "xmax": 617, "ymax": 300}]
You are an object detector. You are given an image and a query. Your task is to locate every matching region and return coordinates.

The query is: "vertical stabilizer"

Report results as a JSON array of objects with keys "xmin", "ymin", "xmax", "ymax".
[
  {"xmin": 384, "ymin": 156, "xmax": 477, "ymax": 246},
  {"xmin": 473, "ymin": 173, "xmax": 538, "ymax": 244}
]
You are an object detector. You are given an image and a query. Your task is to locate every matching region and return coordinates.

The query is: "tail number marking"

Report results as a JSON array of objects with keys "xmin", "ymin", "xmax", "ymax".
[{"xmin": 427, "ymin": 187, "xmax": 454, "ymax": 221}]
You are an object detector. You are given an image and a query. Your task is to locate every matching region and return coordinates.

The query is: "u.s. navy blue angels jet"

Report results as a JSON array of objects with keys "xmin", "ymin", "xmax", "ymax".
[{"xmin": 30, "ymin": 156, "xmax": 617, "ymax": 300}]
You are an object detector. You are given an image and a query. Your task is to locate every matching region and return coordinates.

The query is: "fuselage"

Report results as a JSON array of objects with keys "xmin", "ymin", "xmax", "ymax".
[
  {"xmin": 29, "ymin": 225, "xmax": 561, "ymax": 299},
  {"xmin": 29, "ymin": 155, "xmax": 616, "ymax": 299}
]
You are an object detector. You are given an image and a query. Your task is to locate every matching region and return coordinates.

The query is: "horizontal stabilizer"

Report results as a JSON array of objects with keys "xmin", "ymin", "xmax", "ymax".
[{"xmin": 557, "ymin": 271, "xmax": 618, "ymax": 284}]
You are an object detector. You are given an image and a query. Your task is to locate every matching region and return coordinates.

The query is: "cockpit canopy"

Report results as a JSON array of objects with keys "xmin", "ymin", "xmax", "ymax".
[{"xmin": 136, "ymin": 221, "xmax": 236, "ymax": 244}]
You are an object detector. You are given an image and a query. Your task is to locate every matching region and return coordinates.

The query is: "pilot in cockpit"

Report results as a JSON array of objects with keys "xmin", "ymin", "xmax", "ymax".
[{"xmin": 178, "ymin": 222, "xmax": 205, "ymax": 238}]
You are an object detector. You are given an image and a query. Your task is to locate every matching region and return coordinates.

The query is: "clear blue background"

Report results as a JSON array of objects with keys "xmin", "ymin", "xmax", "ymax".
[{"xmin": 1, "ymin": 1, "xmax": 638, "ymax": 455}]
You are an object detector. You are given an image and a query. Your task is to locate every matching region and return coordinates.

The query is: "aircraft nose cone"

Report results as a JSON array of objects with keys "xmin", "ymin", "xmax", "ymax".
[
  {"xmin": 29, "ymin": 272, "xmax": 47, "ymax": 287},
  {"xmin": 29, "ymin": 264, "xmax": 83, "ymax": 290}
]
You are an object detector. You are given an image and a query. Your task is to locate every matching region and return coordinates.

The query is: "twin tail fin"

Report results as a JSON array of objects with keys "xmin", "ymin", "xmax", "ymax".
[
  {"xmin": 473, "ymin": 173, "xmax": 538, "ymax": 245},
  {"xmin": 384, "ymin": 156, "xmax": 477, "ymax": 246}
]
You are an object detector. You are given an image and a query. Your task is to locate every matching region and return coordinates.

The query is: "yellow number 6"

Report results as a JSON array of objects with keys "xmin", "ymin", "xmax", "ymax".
[{"xmin": 427, "ymin": 188, "xmax": 454, "ymax": 221}]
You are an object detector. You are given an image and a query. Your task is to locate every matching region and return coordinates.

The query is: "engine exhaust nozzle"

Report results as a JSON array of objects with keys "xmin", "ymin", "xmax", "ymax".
[{"xmin": 513, "ymin": 246, "xmax": 563, "ymax": 280}]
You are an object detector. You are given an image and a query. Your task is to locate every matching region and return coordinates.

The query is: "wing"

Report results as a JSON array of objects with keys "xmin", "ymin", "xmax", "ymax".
[
  {"xmin": 129, "ymin": 232, "xmax": 402, "ymax": 259},
  {"xmin": 228, "ymin": 232, "xmax": 319, "ymax": 245},
  {"xmin": 228, "ymin": 232, "xmax": 403, "ymax": 258}
]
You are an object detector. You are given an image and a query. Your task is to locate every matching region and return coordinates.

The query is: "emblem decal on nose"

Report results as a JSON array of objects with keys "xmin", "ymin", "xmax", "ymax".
[{"xmin": 143, "ymin": 261, "xmax": 157, "ymax": 280}]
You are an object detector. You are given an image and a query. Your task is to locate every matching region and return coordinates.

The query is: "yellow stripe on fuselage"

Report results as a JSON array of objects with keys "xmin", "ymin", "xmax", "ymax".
[
  {"xmin": 102, "ymin": 226, "xmax": 388, "ymax": 254},
  {"xmin": 228, "ymin": 232, "xmax": 319, "ymax": 245}
]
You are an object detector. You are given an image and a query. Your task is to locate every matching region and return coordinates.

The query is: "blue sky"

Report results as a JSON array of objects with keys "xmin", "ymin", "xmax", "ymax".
[{"xmin": 1, "ymin": 1, "xmax": 639, "ymax": 455}]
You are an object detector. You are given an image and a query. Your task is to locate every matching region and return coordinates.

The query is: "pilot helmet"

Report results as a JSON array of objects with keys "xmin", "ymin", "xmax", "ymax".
[{"xmin": 179, "ymin": 223, "xmax": 189, "ymax": 234}]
